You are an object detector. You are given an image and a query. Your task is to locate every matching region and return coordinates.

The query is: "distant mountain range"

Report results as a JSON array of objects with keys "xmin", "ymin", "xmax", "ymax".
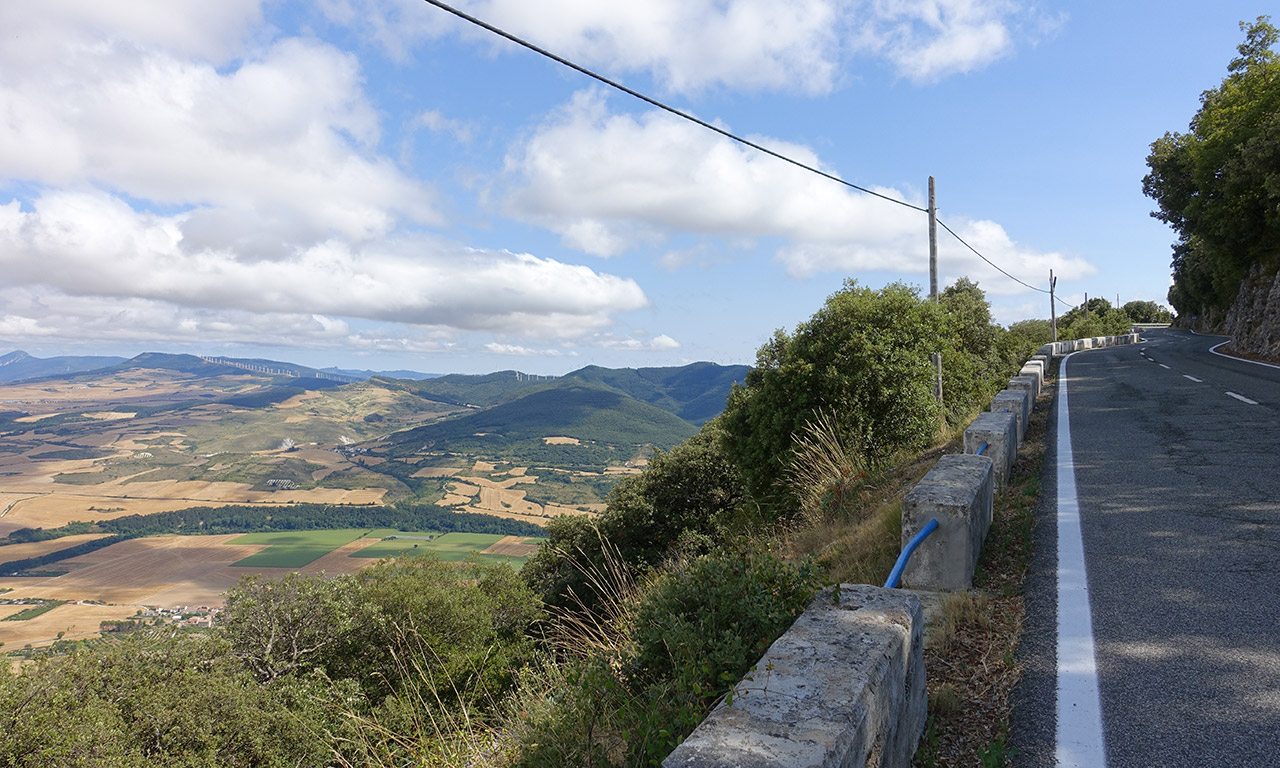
[
  {"xmin": 0, "ymin": 351, "xmax": 127, "ymax": 383},
  {"xmin": 0, "ymin": 351, "xmax": 437, "ymax": 385}
]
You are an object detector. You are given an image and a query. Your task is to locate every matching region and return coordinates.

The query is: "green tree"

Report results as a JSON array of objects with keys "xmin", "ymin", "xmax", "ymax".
[
  {"xmin": 1143, "ymin": 16, "xmax": 1280, "ymax": 321},
  {"xmin": 1122, "ymin": 300, "xmax": 1174, "ymax": 324},
  {"xmin": 720, "ymin": 281, "xmax": 945, "ymax": 514}
]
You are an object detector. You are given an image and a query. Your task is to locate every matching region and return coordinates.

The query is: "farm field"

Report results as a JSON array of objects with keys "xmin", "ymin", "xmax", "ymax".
[
  {"xmin": 229, "ymin": 529, "xmax": 386, "ymax": 568},
  {"xmin": 0, "ymin": 533, "xmax": 113, "ymax": 565},
  {"xmin": 0, "ymin": 602, "xmax": 138, "ymax": 649}
]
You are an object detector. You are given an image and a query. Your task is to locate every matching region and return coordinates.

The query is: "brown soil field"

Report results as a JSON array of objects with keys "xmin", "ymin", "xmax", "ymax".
[
  {"xmin": 411, "ymin": 466, "xmax": 460, "ymax": 478},
  {"xmin": 542, "ymin": 436, "xmax": 580, "ymax": 445},
  {"xmin": 0, "ymin": 603, "xmax": 141, "ymax": 649},
  {"xmin": 0, "ymin": 534, "xmax": 113, "ymax": 564},
  {"xmin": 480, "ymin": 536, "xmax": 541, "ymax": 557}
]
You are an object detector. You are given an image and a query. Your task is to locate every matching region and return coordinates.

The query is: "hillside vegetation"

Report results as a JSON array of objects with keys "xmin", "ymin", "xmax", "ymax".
[
  {"xmin": 0, "ymin": 277, "xmax": 1042, "ymax": 766},
  {"xmin": 1145, "ymin": 16, "xmax": 1280, "ymax": 328}
]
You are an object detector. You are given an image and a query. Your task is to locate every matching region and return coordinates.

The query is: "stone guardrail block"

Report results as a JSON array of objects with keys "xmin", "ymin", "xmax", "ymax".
[
  {"xmin": 1008, "ymin": 373, "xmax": 1039, "ymax": 402},
  {"xmin": 664, "ymin": 585, "xmax": 925, "ymax": 768},
  {"xmin": 964, "ymin": 411, "xmax": 1018, "ymax": 487},
  {"xmin": 900, "ymin": 454, "xmax": 994, "ymax": 591},
  {"xmin": 990, "ymin": 388, "xmax": 1029, "ymax": 442}
]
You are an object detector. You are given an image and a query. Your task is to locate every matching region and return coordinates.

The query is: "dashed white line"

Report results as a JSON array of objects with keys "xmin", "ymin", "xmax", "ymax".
[
  {"xmin": 1226, "ymin": 391, "xmax": 1259, "ymax": 405},
  {"xmin": 1159, "ymin": 364, "xmax": 1171, "ymax": 370},
  {"xmin": 1183, "ymin": 375, "xmax": 1203, "ymax": 383},
  {"xmin": 1056, "ymin": 353, "xmax": 1108, "ymax": 767}
]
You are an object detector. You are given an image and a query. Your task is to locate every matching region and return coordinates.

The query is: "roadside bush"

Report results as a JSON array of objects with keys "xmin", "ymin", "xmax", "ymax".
[{"xmin": 512, "ymin": 542, "xmax": 821, "ymax": 767}]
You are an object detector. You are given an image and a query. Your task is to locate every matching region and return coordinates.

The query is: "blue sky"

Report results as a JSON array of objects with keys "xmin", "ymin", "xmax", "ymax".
[{"xmin": 0, "ymin": 1, "xmax": 1267, "ymax": 374}]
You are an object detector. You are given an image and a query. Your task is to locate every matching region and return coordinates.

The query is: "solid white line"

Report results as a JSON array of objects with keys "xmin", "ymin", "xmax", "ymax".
[
  {"xmin": 1183, "ymin": 375, "xmax": 1203, "ymax": 383},
  {"xmin": 1226, "ymin": 391, "xmax": 1259, "ymax": 405},
  {"xmin": 1210, "ymin": 340, "xmax": 1280, "ymax": 371},
  {"xmin": 1056, "ymin": 353, "xmax": 1108, "ymax": 767},
  {"xmin": 1159, "ymin": 364, "xmax": 1171, "ymax": 370}
]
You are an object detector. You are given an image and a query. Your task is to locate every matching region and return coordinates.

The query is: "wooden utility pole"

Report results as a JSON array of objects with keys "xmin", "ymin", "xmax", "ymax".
[
  {"xmin": 928, "ymin": 176, "xmax": 938, "ymax": 302},
  {"xmin": 1050, "ymin": 270, "xmax": 1059, "ymax": 342},
  {"xmin": 928, "ymin": 177, "xmax": 942, "ymax": 410}
]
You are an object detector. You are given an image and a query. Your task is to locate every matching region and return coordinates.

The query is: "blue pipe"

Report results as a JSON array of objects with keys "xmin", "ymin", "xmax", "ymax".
[
  {"xmin": 976, "ymin": 441, "xmax": 988, "ymax": 456},
  {"xmin": 884, "ymin": 518, "xmax": 939, "ymax": 589}
]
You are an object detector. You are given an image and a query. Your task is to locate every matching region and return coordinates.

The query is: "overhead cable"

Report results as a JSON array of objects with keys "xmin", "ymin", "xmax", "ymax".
[
  {"xmin": 419, "ymin": 0, "xmax": 1069, "ymax": 301},
  {"xmin": 418, "ymin": 0, "xmax": 925, "ymax": 213}
]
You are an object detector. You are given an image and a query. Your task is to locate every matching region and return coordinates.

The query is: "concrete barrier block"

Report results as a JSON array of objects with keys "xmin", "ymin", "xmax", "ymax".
[
  {"xmin": 1020, "ymin": 361, "xmax": 1044, "ymax": 388},
  {"xmin": 1031, "ymin": 354, "xmax": 1049, "ymax": 367},
  {"xmin": 964, "ymin": 411, "xmax": 1018, "ymax": 487},
  {"xmin": 1009, "ymin": 374, "xmax": 1039, "ymax": 403},
  {"xmin": 990, "ymin": 389, "xmax": 1029, "ymax": 442},
  {"xmin": 901, "ymin": 454, "xmax": 995, "ymax": 591},
  {"xmin": 664, "ymin": 585, "xmax": 925, "ymax": 768}
]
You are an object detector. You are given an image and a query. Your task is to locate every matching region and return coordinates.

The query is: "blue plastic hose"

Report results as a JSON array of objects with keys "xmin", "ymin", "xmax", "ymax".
[{"xmin": 884, "ymin": 518, "xmax": 939, "ymax": 588}]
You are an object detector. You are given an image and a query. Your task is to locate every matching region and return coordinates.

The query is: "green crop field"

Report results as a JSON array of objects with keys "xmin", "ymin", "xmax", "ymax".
[
  {"xmin": 229, "ymin": 529, "xmax": 376, "ymax": 568},
  {"xmin": 351, "ymin": 531, "xmax": 544, "ymax": 565}
]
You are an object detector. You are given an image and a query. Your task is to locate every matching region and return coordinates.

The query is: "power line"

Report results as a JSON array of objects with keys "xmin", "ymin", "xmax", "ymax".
[
  {"xmin": 936, "ymin": 219, "xmax": 1069, "ymax": 304},
  {"xmin": 418, "ymin": 0, "xmax": 1069, "ymax": 303},
  {"xmin": 418, "ymin": 0, "xmax": 924, "ymax": 214}
]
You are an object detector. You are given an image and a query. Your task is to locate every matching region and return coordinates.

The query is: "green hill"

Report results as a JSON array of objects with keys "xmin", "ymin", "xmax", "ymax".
[
  {"xmin": 393, "ymin": 362, "xmax": 747, "ymax": 424},
  {"xmin": 387, "ymin": 385, "xmax": 697, "ymax": 449}
]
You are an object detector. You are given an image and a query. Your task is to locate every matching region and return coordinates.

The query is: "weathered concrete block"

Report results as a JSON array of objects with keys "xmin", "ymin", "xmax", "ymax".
[
  {"xmin": 964, "ymin": 411, "xmax": 1018, "ymax": 487},
  {"xmin": 1008, "ymin": 373, "xmax": 1039, "ymax": 403},
  {"xmin": 1019, "ymin": 364, "xmax": 1044, "ymax": 392},
  {"xmin": 900, "ymin": 454, "xmax": 994, "ymax": 591},
  {"xmin": 990, "ymin": 389, "xmax": 1029, "ymax": 442},
  {"xmin": 663, "ymin": 585, "xmax": 925, "ymax": 768}
]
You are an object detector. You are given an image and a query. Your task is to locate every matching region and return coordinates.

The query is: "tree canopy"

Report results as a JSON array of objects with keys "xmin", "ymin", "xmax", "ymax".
[{"xmin": 1143, "ymin": 16, "xmax": 1280, "ymax": 321}]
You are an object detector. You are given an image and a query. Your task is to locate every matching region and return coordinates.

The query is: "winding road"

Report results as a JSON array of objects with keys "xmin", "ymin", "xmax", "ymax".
[{"xmin": 1013, "ymin": 328, "xmax": 1280, "ymax": 767}]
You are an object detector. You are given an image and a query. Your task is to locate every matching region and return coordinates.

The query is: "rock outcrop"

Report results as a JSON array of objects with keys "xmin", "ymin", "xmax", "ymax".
[{"xmin": 1225, "ymin": 262, "xmax": 1280, "ymax": 360}]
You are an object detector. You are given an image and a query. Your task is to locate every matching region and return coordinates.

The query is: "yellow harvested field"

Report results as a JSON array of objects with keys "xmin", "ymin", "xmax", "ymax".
[
  {"xmin": 0, "ymin": 495, "xmax": 211, "ymax": 535},
  {"xmin": 0, "ymin": 604, "xmax": 29, "ymax": 619},
  {"xmin": 472, "ymin": 460, "xmax": 496, "ymax": 472},
  {"xmin": 412, "ymin": 466, "xmax": 460, "ymax": 478},
  {"xmin": 445, "ymin": 482, "xmax": 480, "ymax": 497},
  {"xmin": 472, "ymin": 487, "xmax": 542, "ymax": 517},
  {"xmin": 14, "ymin": 413, "xmax": 62, "ymax": 423},
  {"xmin": 83, "ymin": 412, "xmax": 137, "ymax": 421},
  {"xmin": 480, "ymin": 536, "xmax": 542, "ymax": 558},
  {"xmin": 458, "ymin": 475, "xmax": 535, "ymax": 490},
  {"xmin": 544, "ymin": 503, "xmax": 604, "ymax": 518},
  {"xmin": 436, "ymin": 494, "xmax": 474, "ymax": 507},
  {"xmin": 0, "ymin": 603, "xmax": 142, "ymax": 649},
  {"xmin": 542, "ymin": 436, "xmax": 580, "ymax": 445},
  {"xmin": 506, "ymin": 467, "xmax": 528, "ymax": 476},
  {"xmin": 0, "ymin": 534, "xmax": 112, "ymax": 563}
]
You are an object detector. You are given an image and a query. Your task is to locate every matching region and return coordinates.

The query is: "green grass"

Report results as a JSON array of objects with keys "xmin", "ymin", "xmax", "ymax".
[
  {"xmin": 229, "ymin": 529, "xmax": 375, "ymax": 568},
  {"xmin": 351, "ymin": 531, "xmax": 546, "ymax": 566}
]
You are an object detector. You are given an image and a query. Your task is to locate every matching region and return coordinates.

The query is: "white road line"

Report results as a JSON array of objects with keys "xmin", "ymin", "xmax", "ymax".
[
  {"xmin": 1056, "ymin": 353, "xmax": 1108, "ymax": 767},
  {"xmin": 1226, "ymin": 391, "xmax": 1259, "ymax": 405},
  {"xmin": 1183, "ymin": 375, "xmax": 1203, "ymax": 383},
  {"xmin": 1159, "ymin": 364, "xmax": 1171, "ymax": 370},
  {"xmin": 1210, "ymin": 341, "xmax": 1280, "ymax": 371}
]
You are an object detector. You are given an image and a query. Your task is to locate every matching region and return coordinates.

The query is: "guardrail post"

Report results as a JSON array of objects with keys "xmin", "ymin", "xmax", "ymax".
[
  {"xmin": 964, "ymin": 411, "xmax": 1018, "ymax": 487},
  {"xmin": 990, "ymin": 389, "xmax": 1030, "ymax": 443},
  {"xmin": 900, "ymin": 454, "xmax": 995, "ymax": 590}
]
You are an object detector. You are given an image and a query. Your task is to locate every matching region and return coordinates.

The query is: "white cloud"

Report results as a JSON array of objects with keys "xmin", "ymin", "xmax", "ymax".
[
  {"xmin": 0, "ymin": 27, "xmax": 435, "ymax": 253},
  {"xmin": 320, "ymin": 0, "xmax": 1049, "ymax": 93},
  {"xmin": 0, "ymin": 192, "xmax": 649, "ymax": 338},
  {"xmin": 591, "ymin": 333, "xmax": 682, "ymax": 352},
  {"xmin": 506, "ymin": 92, "xmax": 1094, "ymax": 292},
  {"xmin": 504, "ymin": 90, "xmax": 1095, "ymax": 293}
]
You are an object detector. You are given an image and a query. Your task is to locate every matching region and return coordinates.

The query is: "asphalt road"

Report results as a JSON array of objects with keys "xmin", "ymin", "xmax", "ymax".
[{"xmin": 1012, "ymin": 328, "xmax": 1280, "ymax": 767}]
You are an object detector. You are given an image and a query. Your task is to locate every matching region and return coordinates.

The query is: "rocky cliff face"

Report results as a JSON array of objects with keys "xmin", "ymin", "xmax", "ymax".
[{"xmin": 1226, "ymin": 262, "xmax": 1280, "ymax": 359}]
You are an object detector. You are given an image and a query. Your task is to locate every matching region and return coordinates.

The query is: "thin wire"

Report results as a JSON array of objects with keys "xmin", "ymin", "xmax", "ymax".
[
  {"xmin": 419, "ymin": 0, "xmax": 1072, "ymax": 302},
  {"xmin": 938, "ymin": 219, "xmax": 1072, "ymax": 305},
  {"xmin": 418, "ymin": 0, "xmax": 925, "ymax": 213}
]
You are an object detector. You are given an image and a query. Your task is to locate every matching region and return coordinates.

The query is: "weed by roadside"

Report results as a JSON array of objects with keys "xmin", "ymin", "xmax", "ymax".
[{"xmin": 913, "ymin": 372, "xmax": 1052, "ymax": 767}]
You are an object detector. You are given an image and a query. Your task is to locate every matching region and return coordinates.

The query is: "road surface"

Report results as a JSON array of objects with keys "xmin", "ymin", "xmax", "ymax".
[{"xmin": 1012, "ymin": 327, "xmax": 1280, "ymax": 767}]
